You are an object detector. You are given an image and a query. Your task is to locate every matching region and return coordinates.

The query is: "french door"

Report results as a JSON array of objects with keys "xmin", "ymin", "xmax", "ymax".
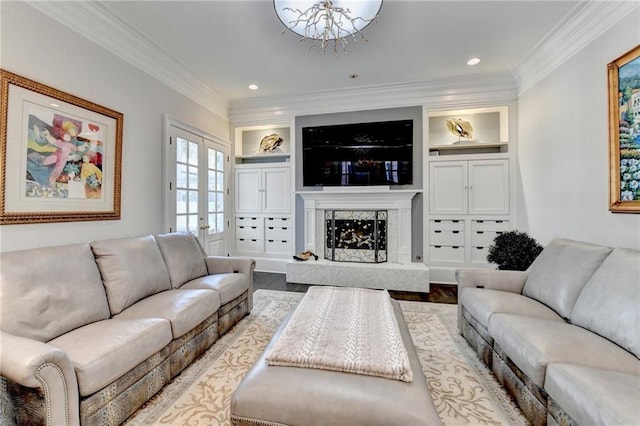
[{"xmin": 166, "ymin": 122, "xmax": 230, "ymax": 255}]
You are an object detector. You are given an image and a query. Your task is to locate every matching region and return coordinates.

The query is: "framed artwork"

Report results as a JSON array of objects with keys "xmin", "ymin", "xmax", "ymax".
[
  {"xmin": 1, "ymin": 69, "xmax": 123, "ymax": 224},
  {"xmin": 608, "ymin": 45, "xmax": 640, "ymax": 213}
]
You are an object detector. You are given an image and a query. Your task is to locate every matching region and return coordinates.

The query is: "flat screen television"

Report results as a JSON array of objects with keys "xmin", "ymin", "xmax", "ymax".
[{"xmin": 302, "ymin": 119, "xmax": 413, "ymax": 187}]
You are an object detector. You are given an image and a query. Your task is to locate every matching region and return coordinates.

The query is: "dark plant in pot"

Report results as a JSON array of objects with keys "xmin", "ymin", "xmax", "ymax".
[{"xmin": 487, "ymin": 230, "xmax": 543, "ymax": 271}]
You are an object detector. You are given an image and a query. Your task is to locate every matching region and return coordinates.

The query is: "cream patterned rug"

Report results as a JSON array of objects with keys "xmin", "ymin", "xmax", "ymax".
[{"xmin": 125, "ymin": 289, "xmax": 526, "ymax": 426}]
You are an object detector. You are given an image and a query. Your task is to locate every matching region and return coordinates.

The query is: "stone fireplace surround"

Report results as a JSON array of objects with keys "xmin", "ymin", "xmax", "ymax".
[{"xmin": 286, "ymin": 188, "xmax": 430, "ymax": 292}]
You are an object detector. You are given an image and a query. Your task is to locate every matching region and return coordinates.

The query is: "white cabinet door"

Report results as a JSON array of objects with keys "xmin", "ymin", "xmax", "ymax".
[
  {"xmin": 262, "ymin": 167, "xmax": 291, "ymax": 214},
  {"xmin": 468, "ymin": 160, "xmax": 509, "ymax": 214},
  {"xmin": 235, "ymin": 168, "xmax": 261, "ymax": 213},
  {"xmin": 429, "ymin": 161, "xmax": 468, "ymax": 214}
]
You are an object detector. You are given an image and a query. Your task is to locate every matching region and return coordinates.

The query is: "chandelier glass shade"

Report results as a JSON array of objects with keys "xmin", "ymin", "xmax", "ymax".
[{"xmin": 273, "ymin": 0, "xmax": 383, "ymax": 53}]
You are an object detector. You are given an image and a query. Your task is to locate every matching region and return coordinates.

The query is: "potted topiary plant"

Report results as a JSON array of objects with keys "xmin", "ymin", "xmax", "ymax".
[{"xmin": 487, "ymin": 230, "xmax": 543, "ymax": 271}]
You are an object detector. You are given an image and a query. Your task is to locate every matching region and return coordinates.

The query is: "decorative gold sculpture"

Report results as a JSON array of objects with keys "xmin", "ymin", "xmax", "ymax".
[
  {"xmin": 446, "ymin": 118, "xmax": 475, "ymax": 143},
  {"xmin": 256, "ymin": 133, "xmax": 284, "ymax": 153}
]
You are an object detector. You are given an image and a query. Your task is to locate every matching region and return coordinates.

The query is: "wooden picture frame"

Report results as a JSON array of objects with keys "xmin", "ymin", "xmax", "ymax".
[
  {"xmin": 0, "ymin": 69, "xmax": 123, "ymax": 224},
  {"xmin": 608, "ymin": 45, "xmax": 640, "ymax": 213}
]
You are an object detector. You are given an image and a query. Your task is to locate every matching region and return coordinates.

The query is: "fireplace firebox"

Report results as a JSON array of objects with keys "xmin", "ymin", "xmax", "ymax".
[{"xmin": 325, "ymin": 210, "xmax": 387, "ymax": 263}]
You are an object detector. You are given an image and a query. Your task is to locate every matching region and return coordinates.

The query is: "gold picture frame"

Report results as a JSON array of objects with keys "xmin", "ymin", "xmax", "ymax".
[
  {"xmin": 608, "ymin": 45, "xmax": 640, "ymax": 213},
  {"xmin": 0, "ymin": 69, "xmax": 123, "ymax": 224}
]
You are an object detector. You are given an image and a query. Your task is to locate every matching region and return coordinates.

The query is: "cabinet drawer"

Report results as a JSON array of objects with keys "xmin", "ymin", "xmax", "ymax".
[
  {"xmin": 471, "ymin": 230, "xmax": 504, "ymax": 247},
  {"xmin": 265, "ymin": 239, "xmax": 290, "ymax": 254},
  {"xmin": 265, "ymin": 226, "xmax": 290, "ymax": 240},
  {"xmin": 471, "ymin": 220, "xmax": 510, "ymax": 232},
  {"xmin": 471, "ymin": 246, "xmax": 490, "ymax": 264},
  {"xmin": 429, "ymin": 229, "xmax": 464, "ymax": 246},
  {"xmin": 265, "ymin": 217, "xmax": 290, "ymax": 226},
  {"xmin": 236, "ymin": 216, "xmax": 260, "ymax": 227},
  {"xmin": 430, "ymin": 219, "xmax": 464, "ymax": 231},
  {"xmin": 429, "ymin": 245, "xmax": 464, "ymax": 263},
  {"xmin": 236, "ymin": 238, "xmax": 262, "ymax": 253},
  {"xmin": 236, "ymin": 225, "xmax": 261, "ymax": 239}
]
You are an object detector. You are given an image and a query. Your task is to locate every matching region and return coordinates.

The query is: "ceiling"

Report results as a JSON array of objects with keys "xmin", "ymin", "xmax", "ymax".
[{"xmin": 97, "ymin": 1, "xmax": 580, "ymax": 103}]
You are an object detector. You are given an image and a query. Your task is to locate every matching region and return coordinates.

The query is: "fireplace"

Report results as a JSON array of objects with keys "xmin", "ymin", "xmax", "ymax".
[{"xmin": 325, "ymin": 210, "xmax": 387, "ymax": 263}]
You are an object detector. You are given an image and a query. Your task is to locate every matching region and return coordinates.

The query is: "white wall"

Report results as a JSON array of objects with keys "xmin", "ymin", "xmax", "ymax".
[
  {"xmin": 517, "ymin": 12, "xmax": 640, "ymax": 249},
  {"xmin": 0, "ymin": 2, "xmax": 229, "ymax": 252}
]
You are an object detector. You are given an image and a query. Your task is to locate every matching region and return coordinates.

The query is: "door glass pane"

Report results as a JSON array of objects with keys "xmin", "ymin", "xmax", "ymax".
[
  {"xmin": 208, "ymin": 191, "xmax": 215, "ymax": 213},
  {"xmin": 188, "ymin": 189, "xmax": 198, "ymax": 213},
  {"xmin": 176, "ymin": 190, "xmax": 187, "ymax": 214},
  {"xmin": 177, "ymin": 138, "xmax": 188, "ymax": 163},
  {"xmin": 188, "ymin": 214, "xmax": 198, "ymax": 234},
  {"xmin": 208, "ymin": 213, "xmax": 216, "ymax": 232},
  {"xmin": 216, "ymin": 213, "xmax": 224, "ymax": 234},
  {"xmin": 216, "ymin": 171, "xmax": 224, "ymax": 192},
  {"xmin": 216, "ymin": 192, "xmax": 224, "ymax": 211},
  {"xmin": 176, "ymin": 164, "xmax": 187, "ymax": 188},
  {"xmin": 188, "ymin": 142, "xmax": 198, "ymax": 165},
  {"xmin": 208, "ymin": 170, "xmax": 215, "ymax": 191},
  {"xmin": 216, "ymin": 151, "xmax": 224, "ymax": 170},
  {"xmin": 176, "ymin": 215, "xmax": 187, "ymax": 233},
  {"xmin": 188, "ymin": 166, "xmax": 198, "ymax": 189}
]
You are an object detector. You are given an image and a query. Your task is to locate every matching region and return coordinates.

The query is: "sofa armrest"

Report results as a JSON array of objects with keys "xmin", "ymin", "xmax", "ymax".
[
  {"xmin": 455, "ymin": 268, "xmax": 529, "ymax": 333},
  {"xmin": 205, "ymin": 256, "xmax": 257, "ymax": 310},
  {"xmin": 1, "ymin": 331, "xmax": 79, "ymax": 426}
]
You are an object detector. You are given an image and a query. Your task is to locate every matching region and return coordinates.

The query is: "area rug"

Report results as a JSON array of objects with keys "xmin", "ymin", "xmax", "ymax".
[{"xmin": 124, "ymin": 289, "xmax": 526, "ymax": 426}]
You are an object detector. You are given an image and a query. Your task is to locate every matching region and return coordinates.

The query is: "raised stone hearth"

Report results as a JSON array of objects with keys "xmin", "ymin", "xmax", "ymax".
[{"xmin": 287, "ymin": 259, "xmax": 430, "ymax": 292}]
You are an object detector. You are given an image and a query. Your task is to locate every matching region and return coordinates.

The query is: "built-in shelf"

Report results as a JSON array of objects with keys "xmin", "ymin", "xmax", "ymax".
[
  {"xmin": 429, "ymin": 141, "xmax": 508, "ymax": 155},
  {"xmin": 236, "ymin": 153, "xmax": 290, "ymax": 161}
]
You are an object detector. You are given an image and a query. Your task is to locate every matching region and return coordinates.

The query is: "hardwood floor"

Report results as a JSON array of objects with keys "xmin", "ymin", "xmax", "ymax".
[{"xmin": 252, "ymin": 271, "xmax": 457, "ymax": 304}]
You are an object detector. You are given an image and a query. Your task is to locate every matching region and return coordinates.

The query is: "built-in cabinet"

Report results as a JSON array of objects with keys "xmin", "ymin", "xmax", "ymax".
[
  {"xmin": 429, "ymin": 159, "xmax": 509, "ymax": 215},
  {"xmin": 426, "ymin": 105, "xmax": 515, "ymax": 282},
  {"xmin": 232, "ymin": 124, "xmax": 294, "ymax": 272}
]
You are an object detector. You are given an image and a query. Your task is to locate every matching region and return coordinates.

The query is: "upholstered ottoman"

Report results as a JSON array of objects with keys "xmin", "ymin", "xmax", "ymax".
[{"xmin": 230, "ymin": 292, "xmax": 441, "ymax": 426}]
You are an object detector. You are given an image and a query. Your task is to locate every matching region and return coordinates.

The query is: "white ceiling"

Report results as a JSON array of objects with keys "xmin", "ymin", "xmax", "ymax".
[{"xmin": 97, "ymin": 0, "xmax": 580, "ymax": 103}]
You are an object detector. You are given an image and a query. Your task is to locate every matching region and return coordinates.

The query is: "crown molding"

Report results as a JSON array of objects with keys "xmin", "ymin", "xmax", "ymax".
[
  {"xmin": 229, "ymin": 73, "xmax": 518, "ymax": 126},
  {"xmin": 513, "ymin": 1, "xmax": 640, "ymax": 95},
  {"xmin": 27, "ymin": 1, "xmax": 229, "ymax": 120}
]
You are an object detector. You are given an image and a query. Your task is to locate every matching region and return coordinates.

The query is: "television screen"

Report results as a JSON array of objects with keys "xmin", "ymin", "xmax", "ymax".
[{"xmin": 302, "ymin": 119, "xmax": 413, "ymax": 187}]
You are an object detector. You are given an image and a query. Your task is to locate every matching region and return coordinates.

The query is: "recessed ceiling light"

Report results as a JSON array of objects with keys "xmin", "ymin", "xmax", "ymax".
[
  {"xmin": 349, "ymin": 74, "xmax": 359, "ymax": 79},
  {"xmin": 248, "ymin": 84, "xmax": 259, "ymax": 90},
  {"xmin": 467, "ymin": 57, "xmax": 480, "ymax": 66},
  {"xmin": 50, "ymin": 103, "xmax": 60, "ymax": 108}
]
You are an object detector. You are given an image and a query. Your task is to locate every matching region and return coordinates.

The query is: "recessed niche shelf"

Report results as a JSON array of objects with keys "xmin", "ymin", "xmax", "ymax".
[
  {"xmin": 234, "ymin": 124, "xmax": 291, "ymax": 164},
  {"xmin": 427, "ymin": 106, "xmax": 509, "ymax": 154}
]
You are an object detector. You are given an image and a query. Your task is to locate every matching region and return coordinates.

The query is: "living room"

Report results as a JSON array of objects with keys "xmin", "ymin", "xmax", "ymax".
[{"xmin": 1, "ymin": 1, "xmax": 639, "ymax": 425}]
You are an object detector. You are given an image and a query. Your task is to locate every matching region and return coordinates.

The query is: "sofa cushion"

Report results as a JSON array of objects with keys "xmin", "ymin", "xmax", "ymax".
[
  {"xmin": 571, "ymin": 248, "xmax": 640, "ymax": 358},
  {"xmin": 48, "ymin": 318, "xmax": 172, "ymax": 396},
  {"xmin": 0, "ymin": 243, "xmax": 111, "ymax": 342},
  {"xmin": 155, "ymin": 232, "xmax": 208, "ymax": 289},
  {"xmin": 522, "ymin": 239, "xmax": 612, "ymax": 319},
  {"xmin": 180, "ymin": 273, "xmax": 249, "ymax": 305},
  {"xmin": 461, "ymin": 288, "xmax": 564, "ymax": 329},
  {"xmin": 489, "ymin": 314, "xmax": 640, "ymax": 387},
  {"xmin": 114, "ymin": 289, "xmax": 220, "ymax": 338},
  {"xmin": 91, "ymin": 235, "xmax": 172, "ymax": 315},
  {"xmin": 545, "ymin": 363, "xmax": 640, "ymax": 426}
]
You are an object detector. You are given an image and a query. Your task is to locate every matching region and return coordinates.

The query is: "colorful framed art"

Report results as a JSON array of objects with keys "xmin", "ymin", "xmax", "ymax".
[
  {"xmin": 0, "ymin": 69, "xmax": 123, "ymax": 224},
  {"xmin": 608, "ymin": 45, "xmax": 640, "ymax": 213}
]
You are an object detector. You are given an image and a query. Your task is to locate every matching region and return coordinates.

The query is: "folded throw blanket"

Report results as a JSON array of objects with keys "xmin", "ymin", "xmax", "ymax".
[{"xmin": 265, "ymin": 286, "xmax": 413, "ymax": 382}]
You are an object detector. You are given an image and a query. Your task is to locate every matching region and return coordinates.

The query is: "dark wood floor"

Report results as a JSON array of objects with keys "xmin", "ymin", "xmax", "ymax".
[{"xmin": 253, "ymin": 271, "xmax": 457, "ymax": 304}]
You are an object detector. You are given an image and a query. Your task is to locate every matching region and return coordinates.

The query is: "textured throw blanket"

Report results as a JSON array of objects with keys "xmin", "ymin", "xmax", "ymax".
[{"xmin": 265, "ymin": 286, "xmax": 413, "ymax": 382}]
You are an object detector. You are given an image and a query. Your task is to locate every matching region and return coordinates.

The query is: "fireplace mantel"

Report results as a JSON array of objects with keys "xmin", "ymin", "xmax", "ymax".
[{"xmin": 297, "ymin": 189, "xmax": 421, "ymax": 265}]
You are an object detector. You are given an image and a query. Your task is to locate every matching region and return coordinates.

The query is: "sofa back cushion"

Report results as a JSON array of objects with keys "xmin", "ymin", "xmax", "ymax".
[
  {"xmin": 522, "ymin": 239, "xmax": 612, "ymax": 319},
  {"xmin": 91, "ymin": 235, "xmax": 171, "ymax": 315},
  {"xmin": 571, "ymin": 248, "xmax": 640, "ymax": 358},
  {"xmin": 0, "ymin": 243, "xmax": 110, "ymax": 342},
  {"xmin": 155, "ymin": 232, "xmax": 208, "ymax": 288}
]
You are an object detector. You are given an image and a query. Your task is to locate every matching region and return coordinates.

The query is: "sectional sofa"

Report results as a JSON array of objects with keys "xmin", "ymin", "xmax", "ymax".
[
  {"xmin": 0, "ymin": 232, "xmax": 255, "ymax": 426},
  {"xmin": 457, "ymin": 238, "xmax": 639, "ymax": 425}
]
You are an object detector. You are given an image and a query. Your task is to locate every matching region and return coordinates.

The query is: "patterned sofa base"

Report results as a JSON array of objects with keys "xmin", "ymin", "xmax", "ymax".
[
  {"xmin": 1, "ymin": 290, "xmax": 249, "ymax": 426},
  {"xmin": 461, "ymin": 306, "xmax": 546, "ymax": 425}
]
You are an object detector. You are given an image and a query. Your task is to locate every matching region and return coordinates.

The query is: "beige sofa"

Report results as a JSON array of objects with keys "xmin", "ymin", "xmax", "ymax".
[
  {"xmin": 456, "ymin": 238, "xmax": 639, "ymax": 426},
  {"xmin": 0, "ymin": 232, "xmax": 255, "ymax": 426}
]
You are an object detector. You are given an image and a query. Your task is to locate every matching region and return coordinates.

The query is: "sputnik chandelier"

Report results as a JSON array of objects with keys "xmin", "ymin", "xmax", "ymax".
[{"xmin": 273, "ymin": 0, "xmax": 383, "ymax": 54}]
